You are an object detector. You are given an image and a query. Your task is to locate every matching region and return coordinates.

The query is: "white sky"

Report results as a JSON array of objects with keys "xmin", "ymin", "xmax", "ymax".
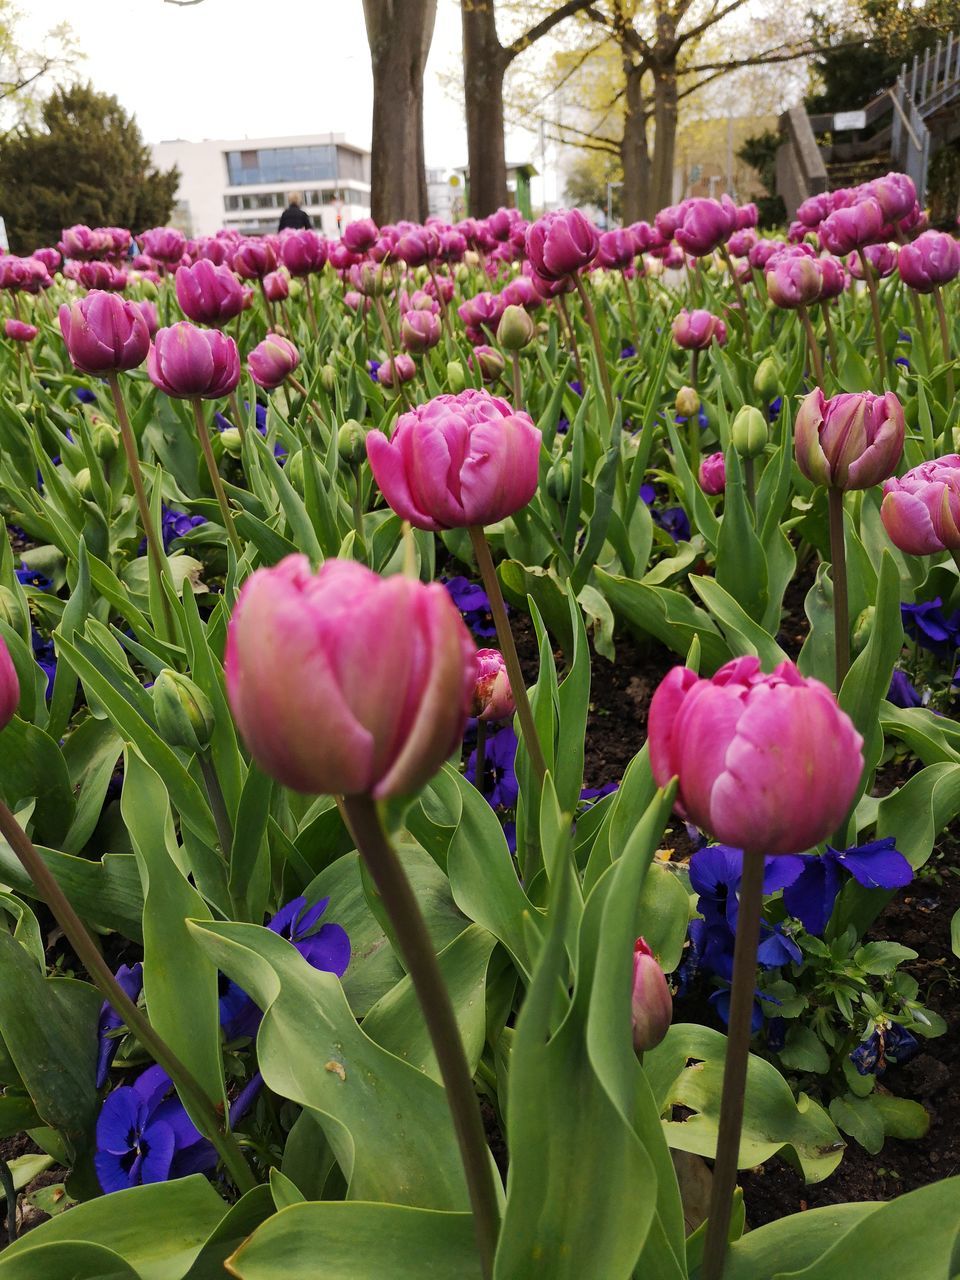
[{"xmin": 17, "ymin": 0, "xmax": 543, "ymax": 171}]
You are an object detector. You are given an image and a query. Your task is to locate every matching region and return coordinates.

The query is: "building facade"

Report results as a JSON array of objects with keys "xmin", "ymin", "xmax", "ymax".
[{"xmin": 150, "ymin": 133, "xmax": 371, "ymax": 238}]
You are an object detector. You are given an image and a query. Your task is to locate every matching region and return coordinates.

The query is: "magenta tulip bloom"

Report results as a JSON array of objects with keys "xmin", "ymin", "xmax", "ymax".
[
  {"xmin": 458, "ymin": 291, "xmax": 505, "ymax": 343},
  {"xmin": 699, "ymin": 452, "xmax": 726, "ymax": 495},
  {"xmin": 438, "ymin": 229, "xmax": 467, "ymax": 262},
  {"xmin": 898, "ymin": 230, "xmax": 960, "ymax": 293},
  {"xmin": 472, "ymin": 648, "xmax": 514, "ymax": 722},
  {"xmin": 649, "ymin": 656, "xmax": 864, "ymax": 854},
  {"xmin": 225, "ymin": 556, "xmax": 475, "ymax": 798},
  {"xmin": 366, "ymin": 388, "xmax": 541, "ymax": 532},
  {"xmin": 766, "ymin": 254, "xmax": 822, "ymax": 309},
  {"xmin": 262, "ymin": 270, "xmax": 289, "ymax": 303},
  {"xmin": 736, "ymin": 203, "xmax": 759, "ymax": 230},
  {"xmin": 525, "ymin": 209, "xmax": 599, "ymax": 281},
  {"xmin": 868, "ymin": 172, "xmax": 917, "ymax": 223},
  {"xmin": 671, "ymin": 308, "xmax": 727, "ymax": 350},
  {"xmin": 233, "ymin": 240, "xmax": 278, "ymax": 280},
  {"xmin": 501, "ymin": 276, "xmax": 540, "ymax": 309},
  {"xmin": 32, "ymin": 247, "xmax": 61, "ymax": 274},
  {"xmin": 59, "ymin": 292, "xmax": 151, "ymax": 374},
  {"xmin": 597, "ymin": 229, "xmax": 636, "ymax": 270},
  {"xmin": 377, "ymin": 354, "xmax": 417, "ymax": 388},
  {"xmin": 279, "ymin": 230, "xmax": 327, "ymax": 277},
  {"xmin": 795, "ymin": 389, "xmax": 904, "ymax": 491},
  {"xmin": 5, "ymin": 318, "xmax": 37, "ymax": 342},
  {"xmin": 395, "ymin": 227, "xmax": 440, "ymax": 268},
  {"xmin": 880, "ymin": 455, "xmax": 960, "ymax": 555},
  {"xmin": 748, "ymin": 239, "xmax": 783, "ymax": 270},
  {"xmin": 141, "ymin": 227, "xmax": 187, "ymax": 263},
  {"xmin": 77, "ymin": 261, "xmax": 127, "ymax": 292},
  {"xmin": 175, "ymin": 260, "xmax": 246, "ymax": 326},
  {"xmin": 819, "ymin": 198, "xmax": 885, "ymax": 255},
  {"xmin": 0, "ymin": 636, "xmax": 20, "ymax": 731},
  {"xmin": 148, "ymin": 323, "xmax": 241, "ymax": 399},
  {"xmin": 796, "ymin": 193, "xmax": 833, "ymax": 229},
  {"xmin": 401, "ymin": 310, "xmax": 441, "ymax": 353},
  {"xmin": 342, "ymin": 218, "xmax": 379, "ymax": 254},
  {"xmin": 631, "ymin": 938, "xmax": 672, "ymax": 1053},
  {"xmin": 727, "ymin": 228, "xmax": 758, "ymax": 258},
  {"xmin": 817, "ymin": 256, "xmax": 847, "ymax": 300},
  {"xmin": 60, "ymin": 224, "xmax": 109, "ymax": 260},
  {"xmin": 675, "ymin": 196, "xmax": 737, "ymax": 257},
  {"xmin": 248, "ymin": 334, "xmax": 299, "ymax": 390},
  {"xmin": 847, "ymin": 243, "xmax": 898, "ymax": 280}
]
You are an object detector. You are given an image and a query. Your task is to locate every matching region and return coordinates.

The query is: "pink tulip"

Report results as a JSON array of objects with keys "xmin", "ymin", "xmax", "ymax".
[
  {"xmin": 342, "ymin": 218, "xmax": 379, "ymax": 254},
  {"xmin": 654, "ymin": 204, "xmax": 685, "ymax": 241},
  {"xmin": 132, "ymin": 301, "xmax": 159, "ymax": 336},
  {"xmin": 468, "ymin": 344, "xmax": 505, "ymax": 383},
  {"xmin": 631, "ymin": 939, "xmax": 673, "ymax": 1053},
  {"xmin": 248, "ymin": 334, "xmax": 299, "ymax": 390},
  {"xmin": 32, "ymin": 247, "xmax": 61, "ymax": 274},
  {"xmin": 727, "ymin": 228, "xmax": 758, "ymax": 258},
  {"xmin": 675, "ymin": 196, "xmax": 737, "ymax": 257},
  {"xmin": 501, "ymin": 276, "xmax": 540, "ymax": 309},
  {"xmin": 262, "ymin": 270, "xmax": 289, "ymax": 303},
  {"xmin": 377, "ymin": 354, "xmax": 417, "ymax": 387},
  {"xmin": 699, "ymin": 452, "xmax": 726, "ymax": 495},
  {"xmin": 59, "ymin": 291, "xmax": 151, "ymax": 374},
  {"xmin": 279, "ymin": 229, "xmax": 327, "ymax": 277},
  {"xmin": 327, "ymin": 241, "xmax": 359, "ymax": 272},
  {"xmin": 175, "ymin": 260, "xmax": 246, "ymax": 326},
  {"xmin": 817, "ymin": 256, "xmax": 847, "ymax": 300},
  {"xmin": 438, "ymin": 230, "xmax": 467, "ymax": 262},
  {"xmin": 77, "ymin": 261, "xmax": 127, "ymax": 292},
  {"xmin": 819, "ymin": 198, "xmax": 885, "ymax": 255},
  {"xmin": 525, "ymin": 209, "xmax": 599, "ymax": 281},
  {"xmin": 880, "ymin": 454, "xmax": 960, "ymax": 555},
  {"xmin": 5, "ymin": 318, "xmax": 37, "ymax": 342},
  {"xmin": 795, "ymin": 389, "xmax": 904, "ymax": 491},
  {"xmin": 458, "ymin": 291, "xmax": 505, "ymax": 343},
  {"xmin": 233, "ymin": 239, "xmax": 278, "ymax": 280},
  {"xmin": 846, "ymin": 243, "xmax": 898, "ymax": 280},
  {"xmin": 141, "ymin": 227, "xmax": 187, "ymax": 263},
  {"xmin": 366, "ymin": 388, "xmax": 541, "ymax": 531},
  {"xmin": 765, "ymin": 254, "xmax": 822, "ymax": 309},
  {"xmin": 395, "ymin": 227, "xmax": 440, "ymax": 268},
  {"xmin": 648, "ymin": 656, "xmax": 864, "ymax": 854},
  {"xmin": 0, "ymin": 636, "xmax": 20, "ymax": 730},
  {"xmin": 225, "ymin": 555, "xmax": 475, "ymax": 798},
  {"xmin": 736, "ymin": 203, "xmax": 759, "ymax": 230},
  {"xmin": 671, "ymin": 308, "xmax": 727, "ymax": 350},
  {"xmin": 343, "ymin": 290, "xmax": 371, "ymax": 313},
  {"xmin": 472, "ymin": 649, "xmax": 514, "ymax": 722},
  {"xmin": 401, "ymin": 310, "xmax": 441, "ymax": 353},
  {"xmin": 796, "ymin": 193, "xmax": 833, "ymax": 229},
  {"xmin": 898, "ymin": 230, "xmax": 960, "ymax": 293},
  {"xmin": 195, "ymin": 236, "xmax": 232, "ymax": 266},
  {"xmin": 147, "ymin": 323, "xmax": 241, "ymax": 399},
  {"xmin": 748, "ymin": 239, "xmax": 783, "ymax": 270},
  {"xmin": 597, "ymin": 229, "xmax": 636, "ymax": 270},
  {"xmin": 868, "ymin": 172, "xmax": 917, "ymax": 223},
  {"xmin": 59, "ymin": 224, "xmax": 110, "ymax": 260}
]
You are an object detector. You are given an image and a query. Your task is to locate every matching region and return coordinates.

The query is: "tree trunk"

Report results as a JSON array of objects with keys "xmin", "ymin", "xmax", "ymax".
[
  {"xmin": 650, "ymin": 62, "xmax": 679, "ymax": 212},
  {"xmin": 462, "ymin": 0, "xmax": 509, "ymax": 216},
  {"xmin": 620, "ymin": 60, "xmax": 651, "ymax": 222},
  {"xmin": 363, "ymin": 0, "xmax": 438, "ymax": 224}
]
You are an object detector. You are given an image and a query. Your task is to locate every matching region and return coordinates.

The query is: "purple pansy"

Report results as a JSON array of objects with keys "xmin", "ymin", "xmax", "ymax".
[
  {"xmin": 96, "ymin": 962, "xmax": 143, "ymax": 1088},
  {"xmin": 781, "ymin": 839, "xmax": 913, "ymax": 936},
  {"xmin": 887, "ymin": 669, "xmax": 922, "ymax": 708}
]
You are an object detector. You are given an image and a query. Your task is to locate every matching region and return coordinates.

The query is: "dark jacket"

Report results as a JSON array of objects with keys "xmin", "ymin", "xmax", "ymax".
[{"xmin": 278, "ymin": 204, "xmax": 312, "ymax": 231}]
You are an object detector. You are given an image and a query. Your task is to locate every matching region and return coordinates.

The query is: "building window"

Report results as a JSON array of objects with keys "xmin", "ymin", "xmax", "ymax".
[{"xmin": 224, "ymin": 144, "xmax": 345, "ymax": 186}]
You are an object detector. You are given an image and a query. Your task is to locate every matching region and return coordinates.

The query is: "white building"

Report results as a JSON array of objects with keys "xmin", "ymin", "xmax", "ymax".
[{"xmin": 150, "ymin": 133, "xmax": 371, "ymax": 239}]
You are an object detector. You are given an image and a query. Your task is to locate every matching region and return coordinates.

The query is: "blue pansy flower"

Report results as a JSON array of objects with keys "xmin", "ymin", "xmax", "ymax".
[
  {"xmin": 620, "ymin": 345, "xmax": 637, "ymax": 360},
  {"xmin": 568, "ymin": 379, "xmax": 583, "ymax": 397},
  {"xmin": 556, "ymin": 415, "xmax": 570, "ymax": 435},
  {"xmin": 442, "ymin": 576, "xmax": 499, "ymax": 638},
  {"xmin": 74, "ymin": 387, "xmax": 97, "ymax": 404},
  {"xmin": 887, "ymin": 669, "xmax": 922, "ymax": 708},
  {"xmin": 580, "ymin": 781, "xmax": 619, "ymax": 804},
  {"xmin": 901, "ymin": 598, "xmax": 960, "ymax": 657},
  {"xmin": 368, "ymin": 359, "xmax": 381, "ymax": 383},
  {"xmin": 767, "ymin": 397, "xmax": 782, "ymax": 421},
  {"xmin": 465, "ymin": 724, "xmax": 519, "ymax": 810},
  {"xmin": 32, "ymin": 631, "xmax": 57, "ymax": 700},
  {"xmin": 96, "ymin": 963, "xmax": 144, "ymax": 1088},
  {"xmin": 850, "ymin": 1020, "xmax": 920, "ymax": 1076},
  {"xmin": 654, "ymin": 507, "xmax": 691, "ymax": 542},
  {"xmin": 16, "ymin": 565, "xmax": 52, "ymax": 591},
  {"xmin": 781, "ymin": 838, "xmax": 913, "ymax": 936},
  {"xmin": 708, "ymin": 988, "xmax": 765, "ymax": 1033}
]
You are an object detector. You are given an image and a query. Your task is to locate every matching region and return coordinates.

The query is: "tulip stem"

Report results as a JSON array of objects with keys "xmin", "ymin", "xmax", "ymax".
[
  {"xmin": 228, "ymin": 391, "xmax": 246, "ymax": 443},
  {"xmin": 427, "ymin": 264, "xmax": 453, "ymax": 339},
  {"xmin": 573, "ymin": 274, "xmax": 614, "ymax": 418},
  {"xmin": 373, "ymin": 296, "xmax": 410, "ymax": 411},
  {"xmin": 932, "ymin": 286, "xmax": 955, "ymax": 403},
  {"xmin": 857, "ymin": 249, "xmax": 887, "ymax": 386},
  {"xmin": 557, "ymin": 295, "xmax": 585, "ymax": 386},
  {"xmin": 744, "ymin": 456, "xmax": 756, "ymax": 519},
  {"xmin": 701, "ymin": 851, "xmax": 765, "ymax": 1280},
  {"xmin": 468, "ymin": 525, "xmax": 548, "ymax": 787},
  {"xmin": 352, "ymin": 466, "xmax": 367, "ymax": 557},
  {"xmin": 258, "ymin": 279, "xmax": 277, "ymax": 332},
  {"xmin": 510, "ymin": 351, "xmax": 523, "ymax": 409},
  {"xmin": 474, "ymin": 720, "xmax": 487, "ymax": 795},
  {"xmin": 106, "ymin": 373, "xmax": 176, "ymax": 642},
  {"xmin": 907, "ymin": 289, "xmax": 933, "ymax": 373},
  {"xmin": 688, "ymin": 350, "xmax": 701, "ymax": 478},
  {"xmin": 828, "ymin": 486, "xmax": 850, "ymax": 692},
  {"xmin": 797, "ymin": 305, "xmax": 824, "ymax": 387},
  {"xmin": 0, "ymin": 797, "xmax": 258, "ymax": 1196},
  {"xmin": 302, "ymin": 275, "xmax": 319, "ymax": 336},
  {"xmin": 622, "ymin": 271, "xmax": 639, "ymax": 346},
  {"xmin": 191, "ymin": 398, "xmax": 243, "ymax": 559},
  {"xmin": 821, "ymin": 302, "xmax": 838, "ymax": 370},
  {"xmin": 721, "ymin": 246, "xmax": 751, "ymax": 349},
  {"xmin": 340, "ymin": 795, "xmax": 500, "ymax": 1280},
  {"xmin": 199, "ymin": 754, "xmax": 233, "ymax": 866}
]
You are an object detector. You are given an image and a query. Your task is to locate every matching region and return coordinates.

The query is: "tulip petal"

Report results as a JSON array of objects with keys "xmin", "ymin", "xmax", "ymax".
[{"xmin": 366, "ymin": 428, "xmax": 441, "ymax": 531}]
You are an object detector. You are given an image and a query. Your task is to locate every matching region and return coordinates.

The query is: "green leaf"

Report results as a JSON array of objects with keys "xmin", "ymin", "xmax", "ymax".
[
  {"xmin": 715, "ymin": 447, "xmax": 768, "ymax": 624},
  {"xmin": 0, "ymin": 838, "xmax": 143, "ymax": 942},
  {"xmin": 595, "ymin": 568, "xmax": 731, "ymax": 672},
  {"xmin": 690, "ymin": 575, "xmax": 788, "ymax": 670},
  {"xmin": 121, "ymin": 748, "xmax": 225, "ymax": 1125},
  {"xmin": 854, "ymin": 941, "xmax": 917, "ymax": 975},
  {"xmin": 183, "ymin": 1186, "xmax": 276, "ymax": 1280},
  {"xmin": 719, "ymin": 1203, "xmax": 876, "ymax": 1280},
  {"xmin": 0, "ymin": 718, "xmax": 76, "ymax": 847},
  {"xmin": 873, "ymin": 1094, "xmax": 930, "ymax": 1141},
  {"xmin": 189, "ymin": 919, "xmax": 477, "ymax": 1211},
  {"xmin": 0, "ymin": 1176, "xmax": 227, "ymax": 1280},
  {"xmin": 828, "ymin": 1094, "xmax": 884, "ymax": 1154},
  {"xmin": 778, "ymin": 1025, "xmax": 830, "ymax": 1075},
  {"xmin": 0, "ymin": 1241, "xmax": 139, "ymax": 1279},
  {"xmin": 226, "ymin": 1203, "xmax": 481, "ymax": 1279}
]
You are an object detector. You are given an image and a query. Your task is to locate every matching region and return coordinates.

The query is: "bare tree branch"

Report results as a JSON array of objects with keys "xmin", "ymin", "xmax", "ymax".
[{"xmin": 504, "ymin": 0, "xmax": 596, "ymax": 63}]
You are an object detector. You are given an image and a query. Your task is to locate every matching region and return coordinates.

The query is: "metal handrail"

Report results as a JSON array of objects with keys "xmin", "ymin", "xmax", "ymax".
[{"xmin": 888, "ymin": 87, "xmax": 923, "ymax": 150}]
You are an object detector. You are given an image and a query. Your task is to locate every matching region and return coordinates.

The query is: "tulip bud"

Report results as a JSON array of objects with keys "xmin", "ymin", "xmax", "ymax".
[
  {"xmin": 338, "ymin": 419, "xmax": 367, "ymax": 468},
  {"xmin": 456, "ymin": 263, "xmax": 471, "ymax": 284},
  {"xmin": 446, "ymin": 360, "xmax": 466, "ymax": 393},
  {"xmin": 73, "ymin": 467, "xmax": 94, "ymax": 499},
  {"xmin": 320, "ymin": 365, "xmax": 337, "ymax": 394},
  {"xmin": 631, "ymin": 938, "xmax": 673, "ymax": 1053},
  {"xmin": 285, "ymin": 449, "xmax": 305, "ymax": 496},
  {"xmin": 497, "ymin": 304, "xmax": 535, "ymax": 351},
  {"xmin": 732, "ymin": 405, "xmax": 768, "ymax": 459},
  {"xmin": 675, "ymin": 386, "xmax": 700, "ymax": 418},
  {"xmin": 153, "ymin": 668, "xmax": 215, "ymax": 754},
  {"xmin": 469, "ymin": 345, "xmax": 505, "ymax": 383},
  {"xmin": 546, "ymin": 457, "xmax": 571, "ymax": 502},
  {"xmin": 92, "ymin": 419, "xmax": 120, "ymax": 460},
  {"xmin": 0, "ymin": 586, "xmax": 26, "ymax": 634},
  {"xmin": 472, "ymin": 649, "xmax": 514, "ymax": 722},
  {"xmin": 852, "ymin": 605, "xmax": 875, "ymax": 655},
  {"xmin": 753, "ymin": 356, "xmax": 782, "ymax": 400},
  {"xmin": 220, "ymin": 427, "xmax": 243, "ymax": 457}
]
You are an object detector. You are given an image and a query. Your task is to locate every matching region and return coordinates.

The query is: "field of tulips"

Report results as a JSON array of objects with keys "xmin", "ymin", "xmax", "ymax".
[{"xmin": 0, "ymin": 175, "xmax": 958, "ymax": 1278}]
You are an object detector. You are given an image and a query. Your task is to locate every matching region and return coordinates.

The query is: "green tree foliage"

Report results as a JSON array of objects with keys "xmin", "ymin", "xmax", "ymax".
[
  {"xmin": 736, "ymin": 129, "xmax": 786, "ymax": 227},
  {"xmin": 0, "ymin": 83, "xmax": 179, "ymax": 252}
]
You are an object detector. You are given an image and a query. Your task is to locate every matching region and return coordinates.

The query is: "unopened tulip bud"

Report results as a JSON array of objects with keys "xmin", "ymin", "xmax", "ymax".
[
  {"xmin": 285, "ymin": 450, "xmax": 305, "ymax": 496},
  {"xmin": 732, "ymin": 405, "xmax": 768, "ymax": 459},
  {"xmin": 446, "ymin": 360, "xmax": 466, "ymax": 393},
  {"xmin": 320, "ymin": 365, "xmax": 337, "ymax": 394},
  {"xmin": 698, "ymin": 451, "xmax": 726, "ymax": 495},
  {"xmin": 456, "ymin": 263, "xmax": 471, "ymax": 284},
  {"xmin": 753, "ymin": 356, "xmax": 782, "ymax": 400},
  {"xmin": 631, "ymin": 938, "xmax": 672, "ymax": 1053},
  {"xmin": 852, "ymin": 606, "xmax": 875, "ymax": 655},
  {"xmin": 153, "ymin": 668, "xmax": 215, "ymax": 755},
  {"xmin": 73, "ymin": 467, "xmax": 94, "ymax": 499},
  {"xmin": 92, "ymin": 420, "xmax": 119, "ymax": 459},
  {"xmin": 675, "ymin": 386, "xmax": 700, "ymax": 418},
  {"xmin": 338, "ymin": 419, "xmax": 367, "ymax": 468},
  {"xmin": 0, "ymin": 637, "xmax": 20, "ymax": 730},
  {"xmin": 497, "ymin": 304, "xmax": 535, "ymax": 351},
  {"xmin": 546, "ymin": 457, "xmax": 572, "ymax": 502},
  {"xmin": 472, "ymin": 649, "xmax": 514, "ymax": 722},
  {"xmin": 220, "ymin": 427, "xmax": 243, "ymax": 457},
  {"xmin": 469, "ymin": 345, "xmax": 505, "ymax": 383}
]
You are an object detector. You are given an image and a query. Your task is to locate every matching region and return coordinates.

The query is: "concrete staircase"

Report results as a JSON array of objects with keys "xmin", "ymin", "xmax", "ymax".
[{"xmin": 776, "ymin": 32, "xmax": 960, "ymax": 218}]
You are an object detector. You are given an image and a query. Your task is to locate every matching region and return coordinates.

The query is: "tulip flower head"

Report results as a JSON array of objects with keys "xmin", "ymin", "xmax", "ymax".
[
  {"xmin": 148, "ymin": 323, "xmax": 241, "ymax": 399},
  {"xmin": 59, "ymin": 291, "xmax": 151, "ymax": 374},
  {"xmin": 671, "ymin": 308, "xmax": 727, "ymax": 350},
  {"xmin": 248, "ymin": 334, "xmax": 300, "ymax": 390},
  {"xmin": 699, "ymin": 451, "xmax": 726, "ymax": 495},
  {"xmin": 5, "ymin": 318, "xmax": 38, "ymax": 342},
  {"xmin": 525, "ymin": 209, "xmax": 599, "ymax": 281},
  {"xmin": 472, "ymin": 649, "xmax": 514, "ymax": 722},
  {"xmin": 880, "ymin": 454, "xmax": 960, "ymax": 555},
  {"xmin": 366, "ymin": 388, "xmax": 542, "ymax": 531},
  {"xmin": 225, "ymin": 556, "xmax": 476, "ymax": 798},
  {"xmin": 765, "ymin": 254, "xmax": 822, "ymax": 309},
  {"xmin": 898, "ymin": 230, "xmax": 960, "ymax": 293},
  {"xmin": 631, "ymin": 938, "xmax": 673, "ymax": 1053},
  {"xmin": 0, "ymin": 636, "xmax": 20, "ymax": 729},
  {"xmin": 175, "ymin": 260, "xmax": 246, "ymax": 326},
  {"xmin": 649, "ymin": 656, "xmax": 864, "ymax": 854},
  {"xmin": 795, "ymin": 389, "xmax": 904, "ymax": 491}
]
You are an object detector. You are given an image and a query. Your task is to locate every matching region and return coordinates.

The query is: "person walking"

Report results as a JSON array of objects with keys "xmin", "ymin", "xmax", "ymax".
[{"xmin": 278, "ymin": 192, "xmax": 311, "ymax": 232}]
